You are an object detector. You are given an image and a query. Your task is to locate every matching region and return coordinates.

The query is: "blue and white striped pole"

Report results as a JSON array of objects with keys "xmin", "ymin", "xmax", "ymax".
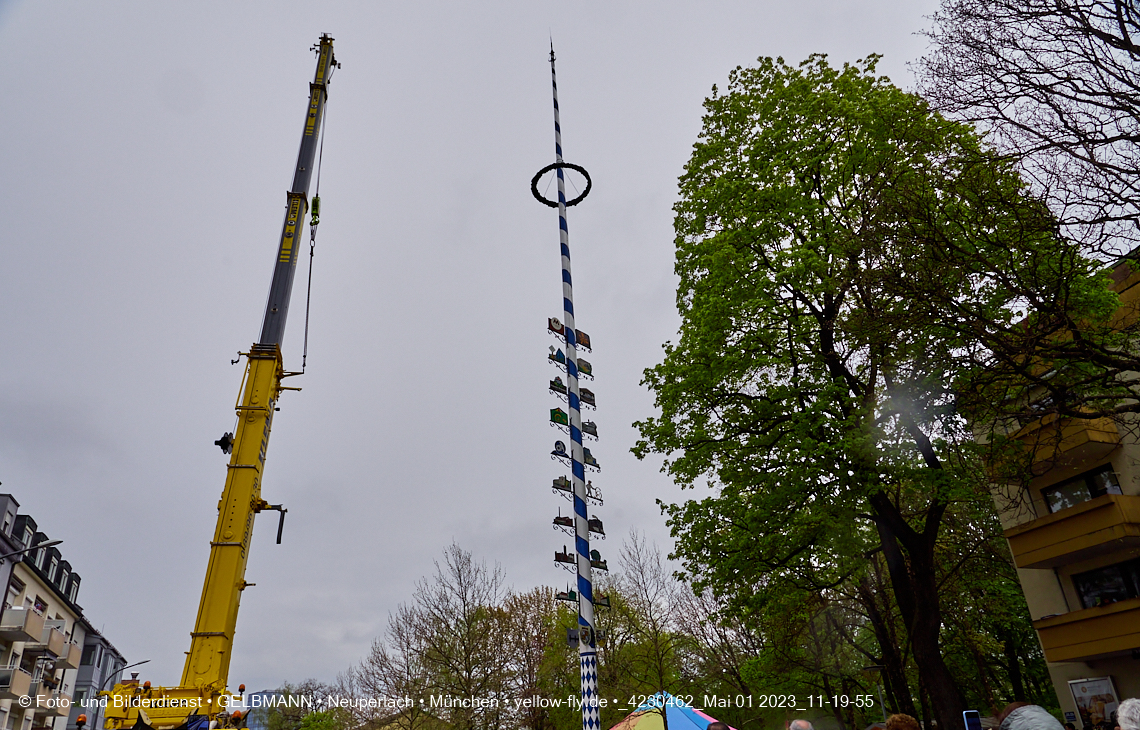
[{"xmin": 549, "ymin": 44, "xmax": 599, "ymax": 730}]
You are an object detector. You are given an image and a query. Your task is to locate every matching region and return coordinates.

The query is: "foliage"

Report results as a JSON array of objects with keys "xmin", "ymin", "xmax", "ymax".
[
  {"xmin": 297, "ymin": 710, "xmax": 353, "ymax": 730},
  {"xmin": 918, "ymin": 0, "xmax": 1140, "ymax": 448},
  {"xmin": 252, "ymin": 681, "xmax": 341, "ymax": 730},
  {"xmin": 633, "ymin": 54, "xmax": 1096, "ymax": 729}
]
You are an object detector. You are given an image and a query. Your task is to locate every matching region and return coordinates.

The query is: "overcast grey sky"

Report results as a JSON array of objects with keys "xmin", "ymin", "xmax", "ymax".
[{"xmin": 0, "ymin": 0, "xmax": 937, "ymax": 693}]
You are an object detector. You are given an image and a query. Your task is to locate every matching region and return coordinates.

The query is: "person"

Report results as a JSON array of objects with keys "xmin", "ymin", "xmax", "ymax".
[
  {"xmin": 1066, "ymin": 723, "xmax": 1077, "ymax": 730},
  {"xmin": 707, "ymin": 723, "xmax": 729, "ymax": 730},
  {"xmin": 1118, "ymin": 699, "xmax": 1140, "ymax": 730},
  {"xmin": 998, "ymin": 703, "xmax": 1064, "ymax": 730},
  {"xmin": 886, "ymin": 714, "xmax": 922, "ymax": 730},
  {"xmin": 789, "ymin": 721, "xmax": 814, "ymax": 730}
]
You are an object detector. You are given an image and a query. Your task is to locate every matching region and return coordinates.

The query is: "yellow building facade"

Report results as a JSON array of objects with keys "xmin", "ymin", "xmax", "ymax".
[{"xmin": 996, "ymin": 259, "xmax": 1140, "ymax": 721}]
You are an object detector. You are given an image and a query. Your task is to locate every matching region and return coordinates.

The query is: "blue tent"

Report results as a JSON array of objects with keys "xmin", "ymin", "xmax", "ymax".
[{"xmin": 609, "ymin": 693, "xmax": 736, "ymax": 730}]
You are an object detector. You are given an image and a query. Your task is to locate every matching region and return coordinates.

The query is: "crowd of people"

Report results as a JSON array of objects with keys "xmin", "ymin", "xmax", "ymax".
[{"xmin": 760, "ymin": 699, "xmax": 1140, "ymax": 730}]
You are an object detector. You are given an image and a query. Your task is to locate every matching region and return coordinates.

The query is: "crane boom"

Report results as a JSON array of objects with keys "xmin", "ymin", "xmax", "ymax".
[
  {"xmin": 101, "ymin": 34, "xmax": 338, "ymax": 730},
  {"xmin": 260, "ymin": 35, "xmax": 335, "ymax": 346}
]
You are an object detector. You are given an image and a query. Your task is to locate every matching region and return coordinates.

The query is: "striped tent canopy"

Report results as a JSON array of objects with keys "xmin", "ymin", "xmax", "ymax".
[{"xmin": 609, "ymin": 694, "xmax": 736, "ymax": 730}]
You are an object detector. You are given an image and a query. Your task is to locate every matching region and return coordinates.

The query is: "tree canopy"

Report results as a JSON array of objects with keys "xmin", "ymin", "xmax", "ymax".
[
  {"xmin": 919, "ymin": 0, "xmax": 1140, "ymax": 255},
  {"xmin": 634, "ymin": 55, "xmax": 1100, "ymax": 729}
]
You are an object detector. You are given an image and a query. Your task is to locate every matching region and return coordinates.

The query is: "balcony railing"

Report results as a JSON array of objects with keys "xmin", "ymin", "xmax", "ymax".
[
  {"xmin": 1034, "ymin": 596, "xmax": 1140, "ymax": 662},
  {"xmin": 1013, "ymin": 414, "xmax": 1120, "ymax": 471},
  {"xmin": 0, "ymin": 666, "xmax": 33, "ymax": 701},
  {"xmin": 25, "ymin": 623, "xmax": 66, "ymax": 658},
  {"xmin": 56, "ymin": 640, "xmax": 82, "ymax": 670},
  {"xmin": 28, "ymin": 685, "xmax": 71, "ymax": 718},
  {"xmin": 30, "ymin": 682, "xmax": 48, "ymax": 717},
  {"xmin": 0, "ymin": 606, "xmax": 45, "ymax": 642},
  {"xmin": 1005, "ymin": 493, "xmax": 1140, "ymax": 569},
  {"xmin": 47, "ymin": 690, "xmax": 72, "ymax": 717}
]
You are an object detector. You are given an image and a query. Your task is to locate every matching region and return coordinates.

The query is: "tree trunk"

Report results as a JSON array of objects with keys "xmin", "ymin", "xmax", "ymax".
[
  {"xmin": 856, "ymin": 572, "xmax": 917, "ymax": 717},
  {"xmin": 822, "ymin": 674, "xmax": 848, "ymax": 730},
  {"xmin": 871, "ymin": 493, "xmax": 966, "ymax": 730},
  {"xmin": 966, "ymin": 633, "xmax": 998, "ymax": 714},
  {"xmin": 920, "ymin": 678, "xmax": 933, "ymax": 730},
  {"xmin": 1000, "ymin": 628, "xmax": 1026, "ymax": 702}
]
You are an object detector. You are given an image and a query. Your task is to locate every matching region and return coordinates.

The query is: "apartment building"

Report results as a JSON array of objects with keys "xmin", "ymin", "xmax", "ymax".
[
  {"xmin": 0, "ymin": 502, "xmax": 95, "ymax": 730},
  {"xmin": 66, "ymin": 623, "xmax": 126, "ymax": 730},
  {"xmin": 0, "ymin": 499, "xmax": 23, "ymax": 608},
  {"xmin": 995, "ymin": 259, "xmax": 1140, "ymax": 725}
]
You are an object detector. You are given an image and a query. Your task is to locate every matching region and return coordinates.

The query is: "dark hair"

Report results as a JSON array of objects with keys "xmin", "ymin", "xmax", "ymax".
[{"xmin": 707, "ymin": 723, "xmax": 730, "ymax": 730}]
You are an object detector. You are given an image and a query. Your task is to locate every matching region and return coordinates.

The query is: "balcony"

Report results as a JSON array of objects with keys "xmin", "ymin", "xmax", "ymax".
[
  {"xmin": 1013, "ymin": 414, "xmax": 1120, "ymax": 472},
  {"xmin": 0, "ymin": 667, "xmax": 33, "ymax": 701},
  {"xmin": 1006, "ymin": 494, "xmax": 1140, "ymax": 569},
  {"xmin": 30, "ymin": 682, "xmax": 48, "ymax": 718},
  {"xmin": 28, "ymin": 685, "xmax": 70, "ymax": 719},
  {"xmin": 0, "ymin": 606, "xmax": 45, "ymax": 642},
  {"xmin": 1034, "ymin": 596, "xmax": 1140, "ymax": 662},
  {"xmin": 55, "ymin": 640, "xmax": 81, "ymax": 670},
  {"xmin": 47, "ymin": 691, "xmax": 72, "ymax": 717},
  {"xmin": 25, "ymin": 622, "xmax": 66, "ymax": 659}
]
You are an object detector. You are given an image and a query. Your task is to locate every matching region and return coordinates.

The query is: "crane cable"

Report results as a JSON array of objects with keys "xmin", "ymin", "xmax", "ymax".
[{"xmin": 302, "ymin": 107, "xmax": 326, "ymax": 372}]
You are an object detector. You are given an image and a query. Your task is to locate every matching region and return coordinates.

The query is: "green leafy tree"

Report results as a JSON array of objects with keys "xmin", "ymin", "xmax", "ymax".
[
  {"xmin": 253, "ymin": 681, "xmax": 335, "ymax": 730},
  {"xmin": 634, "ymin": 54, "xmax": 1092, "ymax": 729},
  {"xmin": 502, "ymin": 587, "xmax": 564, "ymax": 730},
  {"xmin": 609, "ymin": 533, "xmax": 685, "ymax": 730},
  {"xmin": 406, "ymin": 544, "xmax": 512, "ymax": 730},
  {"xmin": 297, "ymin": 709, "xmax": 352, "ymax": 730}
]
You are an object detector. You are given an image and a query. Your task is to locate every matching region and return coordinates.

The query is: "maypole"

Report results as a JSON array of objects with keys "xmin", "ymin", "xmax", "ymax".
[{"xmin": 531, "ymin": 43, "xmax": 604, "ymax": 730}]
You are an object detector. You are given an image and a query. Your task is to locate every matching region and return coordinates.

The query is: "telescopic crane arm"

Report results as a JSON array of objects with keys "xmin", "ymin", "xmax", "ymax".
[
  {"xmin": 102, "ymin": 34, "xmax": 337, "ymax": 730},
  {"xmin": 260, "ymin": 34, "xmax": 335, "ymax": 347}
]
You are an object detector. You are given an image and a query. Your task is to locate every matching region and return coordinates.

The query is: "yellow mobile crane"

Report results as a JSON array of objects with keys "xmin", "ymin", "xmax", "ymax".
[{"xmin": 101, "ymin": 34, "xmax": 338, "ymax": 730}]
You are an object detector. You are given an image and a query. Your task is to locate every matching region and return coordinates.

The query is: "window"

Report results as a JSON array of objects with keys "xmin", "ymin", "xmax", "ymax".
[
  {"xmin": 58, "ymin": 569, "xmax": 68, "ymax": 592},
  {"xmin": 6, "ymin": 577, "xmax": 23, "ymax": 607},
  {"xmin": 1042, "ymin": 464, "xmax": 1122, "ymax": 513},
  {"xmin": 22, "ymin": 527, "xmax": 32, "ymax": 548},
  {"xmin": 34, "ymin": 548, "xmax": 44, "ymax": 569},
  {"xmin": 68, "ymin": 581, "xmax": 78, "ymax": 603},
  {"xmin": 32, "ymin": 595, "xmax": 46, "ymax": 613},
  {"xmin": 73, "ymin": 690, "xmax": 86, "ymax": 704},
  {"xmin": 47, "ymin": 557, "xmax": 58, "ymax": 582},
  {"xmin": 81, "ymin": 646, "xmax": 96, "ymax": 666},
  {"xmin": 1073, "ymin": 557, "xmax": 1140, "ymax": 608}
]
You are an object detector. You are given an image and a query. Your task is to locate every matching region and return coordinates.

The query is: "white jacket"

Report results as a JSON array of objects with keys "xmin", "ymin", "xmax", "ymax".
[{"xmin": 1000, "ymin": 706, "xmax": 1065, "ymax": 730}]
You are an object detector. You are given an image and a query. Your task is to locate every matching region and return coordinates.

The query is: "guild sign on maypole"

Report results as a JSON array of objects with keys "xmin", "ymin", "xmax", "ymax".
[{"xmin": 531, "ymin": 43, "xmax": 607, "ymax": 730}]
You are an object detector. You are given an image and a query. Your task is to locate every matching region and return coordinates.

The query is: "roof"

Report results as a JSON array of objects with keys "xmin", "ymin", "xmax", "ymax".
[{"xmin": 609, "ymin": 693, "xmax": 735, "ymax": 730}]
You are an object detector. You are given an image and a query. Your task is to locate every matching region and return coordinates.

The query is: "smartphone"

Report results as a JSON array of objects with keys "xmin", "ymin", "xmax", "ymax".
[{"xmin": 964, "ymin": 711, "xmax": 983, "ymax": 730}]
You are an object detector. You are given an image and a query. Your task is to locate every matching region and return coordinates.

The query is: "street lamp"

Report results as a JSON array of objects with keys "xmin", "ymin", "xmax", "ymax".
[
  {"xmin": 90, "ymin": 660, "xmax": 151, "ymax": 730},
  {"xmin": 0, "ymin": 539, "xmax": 62, "ymax": 562},
  {"xmin": 97, "ymin": 660, "xmax": 151, "ymax": 695},
  {"xmin": 862, "ymin": 665, "xmax": 889, "ymax": 723}
]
